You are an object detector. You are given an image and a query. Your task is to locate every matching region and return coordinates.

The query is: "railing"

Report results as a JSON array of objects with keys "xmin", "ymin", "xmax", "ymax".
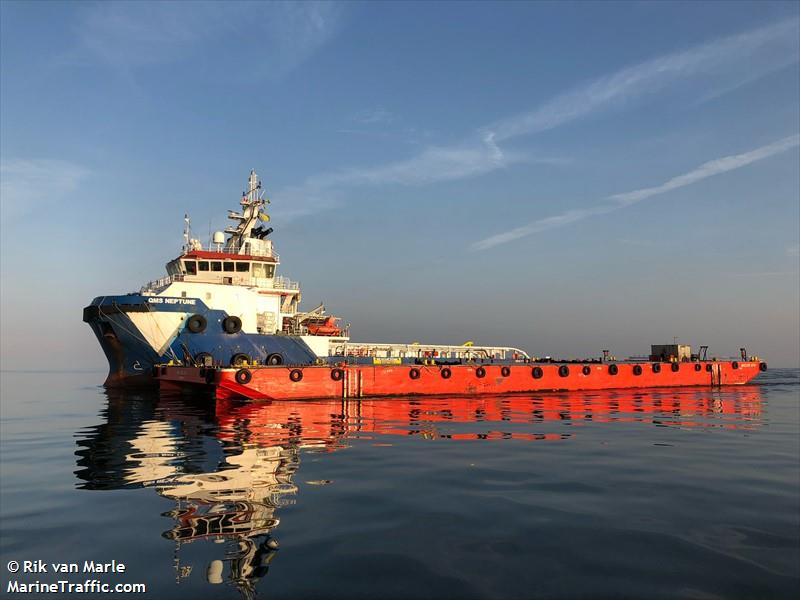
[
  {"xmin": 274, "ymin": 276, "xmax": 299, "ymax": 290},
  {"xmin": 328, "ymin": 342, "xmax": 530, "ymax": 360},
  {"xmin": 223, "ymin": 243, "xmax": 279, "ymax": 260},
  {"xmin": 140, "ymin": 273, "xmax": 299, "ymax": 293},
  {"xmin": 140, "ymin": 275, "xmax": 183, "ymax": 293}
]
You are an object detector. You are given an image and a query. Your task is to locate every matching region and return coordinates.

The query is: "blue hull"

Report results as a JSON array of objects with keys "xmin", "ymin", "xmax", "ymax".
[{"xmin": 83, "ymin": 294, "xmax": 318, "ymax": 387}]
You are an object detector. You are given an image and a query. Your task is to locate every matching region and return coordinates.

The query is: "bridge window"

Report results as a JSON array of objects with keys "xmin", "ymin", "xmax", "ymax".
[
  {"xmin": 184, "ymin": 261, "xmax": 197, "ymax": 275},
  {"xmin": 252, "ymin": 263, "xmax": 275, "ymax": 278},
  {"xmin": 223, "ymin": 262, "xmax": 234, "ymax": 272},
  {"xmin": 211, "ymin": 261, "xmax": 222, "ymax": 272},
  {"xmin": 236, "ymin": 262, "xmax": 249, "ymax": 272},
  {"xmin": 198, "ymin": 261, "xmax": 209, "ymax": 271}
]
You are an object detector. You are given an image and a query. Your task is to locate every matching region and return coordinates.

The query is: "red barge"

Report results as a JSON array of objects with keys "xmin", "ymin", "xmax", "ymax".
[{"xmin": 157, "ymin": 352, "xmax": 766, "ymax": 401}]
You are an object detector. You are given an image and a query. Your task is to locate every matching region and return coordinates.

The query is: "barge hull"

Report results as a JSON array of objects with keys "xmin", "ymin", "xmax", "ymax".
[{"xmin": 157, "ymin": 361, "xmax": 764, "ymax": 401}]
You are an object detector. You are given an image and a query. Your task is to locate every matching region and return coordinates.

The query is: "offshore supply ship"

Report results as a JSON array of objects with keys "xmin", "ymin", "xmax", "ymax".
[{"xmin": 83, "ymin": 170, "xmax": 767, "ymax": 399}]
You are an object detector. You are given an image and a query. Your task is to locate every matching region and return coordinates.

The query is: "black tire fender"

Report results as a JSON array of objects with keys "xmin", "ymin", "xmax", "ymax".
[
  {"xmin": 187, "ymin": 314, "xmax": 207, "ymax": 333},
  {"xmin": 222, "ymin": 316, "xmax": 242, "ymax": 334},
  {"xmin": 331, "ymin": 368, "xmax": 344, "ymax": 381},
  {"xmin": 289, "ymin": 369, "xmax": 303, "ymax": 382},
  {"xmin": 235, "ymin": 369, "xmax": 251, "ymax": 385}
]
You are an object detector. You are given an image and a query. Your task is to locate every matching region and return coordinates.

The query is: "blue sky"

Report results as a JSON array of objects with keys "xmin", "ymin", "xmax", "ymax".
[{"xmin": 1, "ymin": 1, "xmax": 799, "ymax": 368}]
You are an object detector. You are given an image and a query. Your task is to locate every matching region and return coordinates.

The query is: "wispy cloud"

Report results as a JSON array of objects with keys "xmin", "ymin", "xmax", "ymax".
[
  {"xmin": 0, "ymin": 159, "xmax": 91, "ymax": 222},
  {"xmin": 352, "ymin": 108, "xmax": 395, "ymax": 125},
  {"xmin": 472, "ymin": 135, "xmax": 800, "ymax": 250},
  {"xmin": 273, "ymin": 18, "xmax": 798, "ymax": 221},
  {"xmin": 483, "ymin": 19, "xmax": 799, "ymax": 141},
  {"xmin": 74, "ymin": 1, "xmax": 344, "ymax": 78}
]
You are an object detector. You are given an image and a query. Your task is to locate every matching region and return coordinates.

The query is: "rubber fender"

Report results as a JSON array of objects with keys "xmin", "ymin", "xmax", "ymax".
[
  {"xmin": 222, "ymin": 316, "xmax": 242, "ymax": 334},
  {"xmin": 187, "ymin": 314, "xmax": 207, "ymax": 333}
]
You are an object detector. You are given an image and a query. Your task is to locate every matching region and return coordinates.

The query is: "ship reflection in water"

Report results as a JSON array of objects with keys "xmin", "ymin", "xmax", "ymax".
[{"xmin": 74, "ymin": 387, "xmax": 763, "ymax": 598}]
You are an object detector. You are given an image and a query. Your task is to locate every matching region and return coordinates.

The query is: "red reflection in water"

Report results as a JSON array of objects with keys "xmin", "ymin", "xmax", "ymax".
[{"xmin": 210, "ymin": 386, "xmax": 763, "ymax": 449}]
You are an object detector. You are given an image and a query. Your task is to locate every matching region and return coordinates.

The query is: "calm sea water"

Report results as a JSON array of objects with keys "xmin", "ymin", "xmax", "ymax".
[{"xmin": 1, "ymin": 370, "xmax": 798, "ymax": 599}]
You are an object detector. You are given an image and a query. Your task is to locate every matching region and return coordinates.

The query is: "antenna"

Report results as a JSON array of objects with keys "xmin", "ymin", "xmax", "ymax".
[{"xmin": 183, "ymin": 214, "xmax": 190, "ymax": 251}]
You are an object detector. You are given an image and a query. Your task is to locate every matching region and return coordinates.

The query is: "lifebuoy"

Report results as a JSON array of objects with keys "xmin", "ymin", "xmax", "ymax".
[
  {"xmin": 289, "ymin": 369, "xmax": 303, "ymax": 382},
  {"xmin": 532, "ymin": 367, "xmax": 543, "ymax": 379},
  {"xmin": 441, "ymin": 367, "xmax": 452, "ymax": 379},
  {"xmin": 235, "ymin": 368, "xmax": 251, "ymax": 385},
  {"xmin": 608, "ymin": 364, "xmax": 619, "ymax": 376},
  {"xmin": 671, "ymin": 363, "xmax": 680, "ymax": 373},
  {"xmin": 331, "ymin": 368, "xmax": 344, "ymax": 381},
  {"xmin": 476, "ymin": 367, "xmax": 486, "ymax": 378},
  {"xmin": 558, "ymin": 365, "xmax": 569, "ymax": 377},
  {"xmin": 409, "ymin": 368, "xmax": 421, "ymax": 380},
  {"xmin": 694, "ymin": 364, "xmax": 702, "ymax": 372},
  {"xmin": 759, "ymin": 362, "xmax": 768, "ymax": 372},
  {"xmin": 222, "ymin": 316, "xmax": 242, "ymax": 334},
  {"xmin": 732, "ymin": 361, "xmax": 739, "ymax": 370},
  {"xmin": 231, "ymin": 353, "xmax": 250, "ymax": 367},
  {"xmin": 652, "ymin": 363, "xmax": 661, "ymax": 374},
  {"xmin": 501, "ymin": 366, "xmax": 511, "ymax": 377},
  {"xmin": 266, "ymin": 353, "xmax": 283, "ymax": 366},
  {"xmin": 633, "ymin": 365, "xmax": 643, "ymax": 376},
  {"xmin": 582, "ymin": 365, "xmax": 591, "ymax": 376},
  {"xmin": 187, "ymin": 314, "xmax": 207, "ymax": 333}
]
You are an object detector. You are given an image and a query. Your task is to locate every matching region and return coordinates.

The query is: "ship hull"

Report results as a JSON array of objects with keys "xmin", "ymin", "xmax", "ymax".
[
  {"xmin": 83, "ymin": 295, "xmax": 318, "ymax": 387},
  {"xmin": 157, "ymin": 360, "xmax": 765, "ymax": 401}
]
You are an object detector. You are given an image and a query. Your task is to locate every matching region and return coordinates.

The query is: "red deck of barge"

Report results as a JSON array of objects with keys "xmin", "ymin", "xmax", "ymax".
[{"xmin": 156, "ymin": 360, "xmax": 765, "ymax": 401}]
